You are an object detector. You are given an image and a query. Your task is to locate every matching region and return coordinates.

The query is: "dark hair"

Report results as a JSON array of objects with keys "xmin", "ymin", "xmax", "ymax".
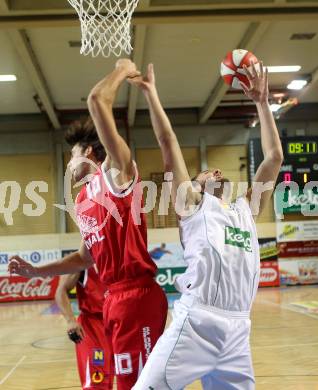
[
  {"xmin": 65, "ymin": 117, "xmax": 106, "ymax": 162},
  {"xmin": 191, "ymin": 175, "xmax": 198, "ymax": 182}
]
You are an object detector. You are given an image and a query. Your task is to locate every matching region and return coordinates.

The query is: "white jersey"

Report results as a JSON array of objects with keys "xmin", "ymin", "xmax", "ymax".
[{"xmin": 176, "ymin": 193, "xmax": 260, "ymax": 311}]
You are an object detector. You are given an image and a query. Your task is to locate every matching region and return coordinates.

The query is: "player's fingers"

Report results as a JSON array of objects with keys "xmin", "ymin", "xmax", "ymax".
[
  {"xmin": 8, "ymin": 263, "xmax": 16, "ymax": 273},
  {"xmin": 127, "ymin": 71, "xmax": 141, "ymax": 80},
  {"xmin": 126, "ymin": 77, "xmax": 142, "ymax": 87},
  {"xmin": 126, "ymin": 78, "xmax": 137, "ymax": 85},
  {"xmin": 259, "ymin": 61, "xmax": 264, "ymax": 78},
  {"xmin": 147, "ymin": 64, "xmax": 153, "ymax": 82},
  {"xmin": 8, "ymin": 263, "xmax": 22, "ymax": 275},
  {"xmin": 240, "ymin": 81, "xmax": 250, "ymax": 94},
  {"xmin": 148, "ymin": 63, "xmax": 154, "ymax": 79},
  {"xmin": 9, "ymin": 255, "xmax": 24, "ymax": 264},
  {"xmin": 127, "ymin": 74, "xmax": 143, "ymax": 83},
  {"xmin": 8, "ymin": 259, "xmax": 16, "ymax": 267},
  {"xmin": 251, "ymin": 61, "xmax": 258, "ymax": 78},
  {"xmin": 243, "ymin": 64, "xmax": 253, "ymax": 82},
  {"xmin": 8, "ymin": 258, "xmax": 21, "ymax": 268},
  {"xmin": 265, "ymin": 66, "xmax": 269, "ymax": 87}
]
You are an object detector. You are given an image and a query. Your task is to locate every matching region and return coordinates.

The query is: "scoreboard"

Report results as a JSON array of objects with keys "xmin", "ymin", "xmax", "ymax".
[{"xmin": 248, "ymin": 136, "xmax": 318, "ymax": 187}]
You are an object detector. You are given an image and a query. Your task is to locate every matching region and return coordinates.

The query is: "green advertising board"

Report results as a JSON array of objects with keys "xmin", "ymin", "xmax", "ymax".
[
  {"xmin": 155, "ymin": 267, "xmax": 186, "ymax": 293},
  {"xmin": 274, "ymin": 187, "xmax": 318, "ymax": 216}
]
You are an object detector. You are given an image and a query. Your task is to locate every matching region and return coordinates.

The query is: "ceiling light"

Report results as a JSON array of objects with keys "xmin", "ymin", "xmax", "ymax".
[
  {"xmin": 267, "ymin": 66, "xmax": 301, "ymax": 73},
  {"xmin": 273, "ymin": 93, "xmax": 285, "ymax": 98},
  {"xmin": 0, "ymin": 74, "xmax": 17, "ymax": 82},
  {"xmin": 287, "ymin": 80, "xmax": 308, "ymax": 90},
  {"xmin": 270, "ymin": 104, "xmax": 281, "ymax": 113}
]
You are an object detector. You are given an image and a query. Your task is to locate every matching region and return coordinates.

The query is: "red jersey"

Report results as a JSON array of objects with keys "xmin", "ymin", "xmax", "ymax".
[
  {"xmin": 76, "ymin": 266, "xmax": 105, "ymax": 315},
  {"xmin": 75, "ymin": 164, "xmax": 156, "ymax": 286}
]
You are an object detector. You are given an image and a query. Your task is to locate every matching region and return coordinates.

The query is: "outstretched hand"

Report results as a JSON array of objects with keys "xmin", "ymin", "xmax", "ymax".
[
  {"xmin": 127, "ymin": 63, "xmax": 156, "ymax": 93},
  {"xmin": 8, "ymin": 256, "xmax": 36, "ymax": 278},
  {"xmin": 115, "ymin": 59, "xmax": 141, "ymax": 79},
  {"xmin": 241, "ymin": 61, "xmax": 269, "ymax": 104}
]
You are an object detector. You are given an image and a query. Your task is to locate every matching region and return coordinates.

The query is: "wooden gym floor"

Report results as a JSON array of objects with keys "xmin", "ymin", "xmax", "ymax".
[{"xmin": 1, "ymin": 285, "xmax": 318, "ymax": 390}]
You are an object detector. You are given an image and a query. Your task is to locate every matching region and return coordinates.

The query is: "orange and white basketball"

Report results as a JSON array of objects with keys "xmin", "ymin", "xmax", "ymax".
[{"xmin": 220, "ymin": 49, "xmax": 259, "ymax": 89}]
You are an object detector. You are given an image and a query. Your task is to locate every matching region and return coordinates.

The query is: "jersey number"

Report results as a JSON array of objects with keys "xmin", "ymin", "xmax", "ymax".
[{"xmin": 87, "ymin": 176, "xmax": 101, "ymax": 199}]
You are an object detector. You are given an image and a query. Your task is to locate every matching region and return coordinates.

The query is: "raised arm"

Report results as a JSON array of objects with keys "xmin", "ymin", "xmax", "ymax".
[
  {"xmin": 8, "ymin": 240, "xmax": 93, "ymax": 278},
  {"xmin": 55, "ymin": 272, "xmax": 85, "ymax": 343},
  {"xmin": 128, "ymin": 64, "xmax": 201, "ymax": 209},
  {"xmin": 241, "ymin": 61, "xmax": 283, "ymax": 216},
  {"xmin": 87, "ymin": 59, "xmax": 140, "ymax": 185}
]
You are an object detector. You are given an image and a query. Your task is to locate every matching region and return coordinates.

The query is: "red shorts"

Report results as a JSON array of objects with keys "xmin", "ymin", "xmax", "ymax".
[
  {"xmin": 103, "ymin": 276, "xmax": 168, "ymax": 390},
  {"xmin": 76, "ymin": 313, "xmax": 114, "ymax": 389}
]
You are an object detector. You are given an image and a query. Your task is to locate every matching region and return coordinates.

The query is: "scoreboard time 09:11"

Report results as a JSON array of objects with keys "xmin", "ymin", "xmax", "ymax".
[
  {"xmin": 288, "ymin": 141, "xmax": 317, "ymax": 155},
  {"xmin": 248, "ymin": 137, "xmax": 318, "ymax": 186}
]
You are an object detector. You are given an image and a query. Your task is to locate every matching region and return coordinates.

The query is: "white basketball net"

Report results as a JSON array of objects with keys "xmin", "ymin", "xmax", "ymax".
[{"xmin": 68, "ymin": 0, "xmax": 140, "ymax": 57}]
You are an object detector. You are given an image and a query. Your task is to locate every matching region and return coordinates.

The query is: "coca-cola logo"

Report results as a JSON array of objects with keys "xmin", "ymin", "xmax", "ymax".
[
  {"xmin": 260, "ymin": 268, "xmax": 278, "ymax": 283},
  {"xmin": 0, "ymin": 277, "xmax": 54, "ymax": 300}
]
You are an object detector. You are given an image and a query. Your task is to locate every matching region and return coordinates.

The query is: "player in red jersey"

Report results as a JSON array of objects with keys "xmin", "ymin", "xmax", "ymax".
[
  {"xmin": 9, "ymin": 59, "xmax": 168, "ymax": 390},
  {"xmin": 55, "ymin": 265, "xmax": 113, "ymax": 389}
]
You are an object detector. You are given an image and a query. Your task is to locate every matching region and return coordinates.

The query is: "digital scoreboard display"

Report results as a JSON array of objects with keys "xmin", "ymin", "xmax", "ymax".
[
  {"xmin": 287, "ymin": 141, "xmax": 317, "ymax": 155},
  {"xmin": 248, "ymin": 136, "xmax": 318, "ymax": 186}
]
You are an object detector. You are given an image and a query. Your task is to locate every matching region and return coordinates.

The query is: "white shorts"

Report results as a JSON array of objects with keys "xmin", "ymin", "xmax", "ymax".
[{"xmin": 132, "ymin": 294, "xmax": 255, "ymax": 390}]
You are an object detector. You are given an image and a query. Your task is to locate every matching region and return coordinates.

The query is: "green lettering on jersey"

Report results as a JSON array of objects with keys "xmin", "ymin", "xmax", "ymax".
[{"xmin": 225, "ymin": 226, "xmax": 252, "ymax": 252}]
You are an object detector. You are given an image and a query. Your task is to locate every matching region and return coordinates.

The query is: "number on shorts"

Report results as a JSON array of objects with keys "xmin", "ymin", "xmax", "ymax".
[{"xmin": 114, "ymin": 353, "xmax": 133, "ymax": 375}]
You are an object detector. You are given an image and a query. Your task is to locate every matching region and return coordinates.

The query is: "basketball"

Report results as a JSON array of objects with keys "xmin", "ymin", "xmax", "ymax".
[{"xmin": 220, "ymin": 49, "xmax": 259, "ymax": 89}]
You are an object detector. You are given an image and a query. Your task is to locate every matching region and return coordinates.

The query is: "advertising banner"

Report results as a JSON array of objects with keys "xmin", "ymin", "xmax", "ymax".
[
  {"xmin": 155, "ymin": 267, "xmax": 186, "ymax": 293},
  {"xmin": 279, "ymin": 258, "xmax": 318, "ymax": 285},
  {"xmin": 148, "ymin": 242, "xmax": 186, "ymax": 268},
  {"xmin": 0, "ymin": 276, "xmax": 59, "ymax": 303},
  {"xmin": 259, "ymin": 261, "xmax": 280, "ymax": 287},
  {"xmin": 278, "ymin": 241, "xmax": 318, "ymax": 258},
  {"xmin": 0, "ymin": 249, "xmax": 61, "ymax": 276},
  {"xmin": 274, "ymin": 188, "xmax": 318, "ymax": 216},
  {"xmin": 258, "ymin": 238, "xmax": 280, "ymax": 287},
  {"xmin": 276, "ymin": 221, "xmax": 318, "ymax": 243},
  {"xmin": 258, "ymin": 238, "xmax": 279, "ymax": 260}
]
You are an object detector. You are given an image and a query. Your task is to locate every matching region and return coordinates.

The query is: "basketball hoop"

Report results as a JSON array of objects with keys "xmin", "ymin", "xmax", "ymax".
[{"xmin": 68, "ymin": 0, "xmax": 140, "ymax": 57}]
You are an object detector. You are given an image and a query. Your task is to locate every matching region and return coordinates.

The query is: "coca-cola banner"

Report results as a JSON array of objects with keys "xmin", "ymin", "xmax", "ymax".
[
  {"xmin": 0, "ymin": 249, "xmax": 62, "ymax": 276},
  {"xmin": 0, "ymin": 276, "xmax": 59, "ymax": 303},
  {"xmin": 278, "ymin": 241, "xmax": 318, "ymax": 258}
]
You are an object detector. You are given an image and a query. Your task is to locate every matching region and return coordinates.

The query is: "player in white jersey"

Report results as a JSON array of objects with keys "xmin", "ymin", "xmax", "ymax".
[{"xmin": 129, "ymin": 61, "xmax": 283, "ymax": 389}]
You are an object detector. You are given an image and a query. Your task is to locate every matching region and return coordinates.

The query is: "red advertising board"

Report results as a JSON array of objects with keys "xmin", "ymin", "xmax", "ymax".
[
  {"xmin": 278, "ymin": 241, "xmax": 318, "ymax": 258},
  {"xmin": 259, "ymin": 261, "xmax": 280, "ymax": 287},
  {"xmin": 0, "ymin": 276, "xmax": 59, "ymax": 303}
]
